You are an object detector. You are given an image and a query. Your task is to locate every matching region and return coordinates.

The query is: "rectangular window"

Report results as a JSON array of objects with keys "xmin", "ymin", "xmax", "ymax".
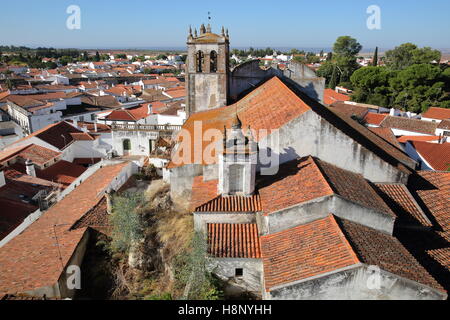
[
  {"xmin": 229, "ymin": 164, "xmax": 244, "ymax": 193},
  {"xmin": 235, "ymin": 268, "xmax": 243, "ymax": 277}
]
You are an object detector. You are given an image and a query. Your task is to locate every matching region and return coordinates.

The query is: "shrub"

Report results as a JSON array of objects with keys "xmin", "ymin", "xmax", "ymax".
[{"xmin": 109, "ymin": 191, "xmax": 146, "ymax": 253}]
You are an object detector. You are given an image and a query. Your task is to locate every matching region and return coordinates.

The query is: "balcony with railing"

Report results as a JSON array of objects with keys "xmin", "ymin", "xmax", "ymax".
[{"xmin": 110, "ymin": 123, "xmax": 182, "ymax": 133}]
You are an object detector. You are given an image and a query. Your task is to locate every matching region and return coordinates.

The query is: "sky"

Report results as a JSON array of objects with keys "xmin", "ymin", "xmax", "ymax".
[{"xmin": 1, "ymin": 0, "xmax": 449, "ymax": 50}]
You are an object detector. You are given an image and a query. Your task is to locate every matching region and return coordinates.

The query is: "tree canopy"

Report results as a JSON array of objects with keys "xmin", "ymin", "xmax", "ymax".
[{"xmin": 385, "ymin": 43, "xmax": 441, "ymax": 70}]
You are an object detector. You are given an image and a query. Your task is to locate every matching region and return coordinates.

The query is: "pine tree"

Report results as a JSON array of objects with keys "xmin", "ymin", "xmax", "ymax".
[
  {"xmin": 373, "ymin": 47, "xmax": 378, "ymax": 67},
  {"xmin": 95, "ymin": 51, "xmax": 100, "ymax": 62}
]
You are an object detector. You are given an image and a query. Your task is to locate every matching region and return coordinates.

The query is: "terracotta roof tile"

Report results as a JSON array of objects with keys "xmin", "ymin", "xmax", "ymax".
[
  {"xmin": 438, "ymin": 119, "xmax": 450, "ymax": 130},
  {"xmin": 258, "ymin": 157, "xmax": 394, "ymax": 217},
  {"xmin": 0, "ymin": 162, "xmax": 128, "ymax": 296},
  {"xmin": 207, "ymin": 223, "xmax": 261, "ymax": 258},
  {"xmin": 261, "ymin": 215, "xmax": 359, "ymax": 290},
  {"xmin": 0, "ymin": 144, "xmax": 60, "ymax": 167},
  {"xmin": 195, "ymin": 194, "xmax": 262, "ymax": 213},
  {"xmin": 337, "ymin": 217, "xmax": 445, "ymax": 292},
  {"xmin": 258, "ymin": 157, "xmax": 333, "ymax": 215},
  {"xmin": 329, "ymin": 101, "xmax": 368, "ymax": 119},
  {"xmin": 168, "ymin": 77, "xmax": 311, "ymax": 168},
  {"xmin": 364, "ymin": 113, "xmax": 388, "ymax": 126},
  {"xmin": 396, "ymin": 171, "xmax": 450, "ymax": 290},
  {"xmin": 398, "ymin": 135, "xmax": 441, "ymax": 143},
  {"xmin": 381, "ymin": 116, "xmax": 438, "ymax": 135},
  {"xmin": 422, "ymin": 107, "xmax": 450, "ymax": 121},
  {"xmin": 190, "ymin": 177, "xmax": 218, "ymax": 211},
  {"xmin": 38, "ymin": 160, "xmax": 86, "ymax": 188},
  {"xmin": 369, "ymin": 127, "xmax": 404, "ymax": 150},
  {"xmin": 374, "ymin": 183, "xmax": 432, "ymax": 227},
  {"xmin": 11, "ymin": 121, "xmax": 94, "ymax": 150},
  {"xmin": 411, "ymin": 141, "xmax": 450, "ymax": 171}
]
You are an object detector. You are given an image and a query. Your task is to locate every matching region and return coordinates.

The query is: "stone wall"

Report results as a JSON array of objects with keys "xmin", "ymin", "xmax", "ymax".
[
  {"xmin": 261, "ymin": 195, "xmax": 395, "ymax": 236},
  {"xmin": 265, "ymin": 264, "xmax": 447, "ymax": 300}
]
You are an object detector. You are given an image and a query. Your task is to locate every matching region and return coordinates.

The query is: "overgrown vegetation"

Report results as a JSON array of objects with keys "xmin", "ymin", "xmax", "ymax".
[
  {"xmin": 109, "ymin": 191, "xmax": 146, "ymax": 253},
  {"xmin": 172, "ymin": 232, "xmax": 223, "ymax": 300},
  {"xmin": 102, "ymin": 180, "xmax": 222, "ymax": 300}
]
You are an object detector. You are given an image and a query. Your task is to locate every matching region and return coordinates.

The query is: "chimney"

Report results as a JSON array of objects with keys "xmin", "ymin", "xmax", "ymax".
[
  {"xmin": 73, "ymin": 118, "xmax": 78, "ymax": 128},
  {"xmin": 147, "ymin": 103, "xmax": 152, "ymax": 115},
  {"xmin": 0, "ymin": 171, "xmax": 5, "ymax": 188},
  {"xmin": 390, "ymin": 108, "xmax": 396, "ymax": 116},
  {"xmin": 94, "ymin": 121, "xmax": 98, "ymax": 132},
  {"xmin": 25, "ymin": 159, "xmax": 36, "ymax": 177},
  {"xmin": 105, "ymin": 190, "xmax": 113, "ymax": 214}
]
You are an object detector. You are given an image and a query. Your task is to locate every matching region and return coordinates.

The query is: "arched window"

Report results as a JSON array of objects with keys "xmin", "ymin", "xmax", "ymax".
[
  {"xmin": 210, "ymin": 51, "xmax": 217, "ymax": 73},
  {"xmin": 196, "ymin": 51, "xmax": 204, "ymax": 72}
]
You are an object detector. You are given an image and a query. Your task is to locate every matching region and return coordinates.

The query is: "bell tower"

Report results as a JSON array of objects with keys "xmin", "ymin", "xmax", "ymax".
[{"xmin": 186, "ymin": 24, "xmax": 230, "ymax": 117}]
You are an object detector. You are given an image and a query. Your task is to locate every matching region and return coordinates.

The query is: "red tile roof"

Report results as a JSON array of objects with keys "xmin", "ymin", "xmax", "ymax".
[
  {"xmin": 168, "ymin": 77, "xmax": 312, "ymax": 168},
  {"xmin": 164, "ymin": 88, "xmax": 185, "ymax": 99},
  {"xmin": 12, "ymin": 121, "xmax": 95, "ymax": 150},
  {"xmin": 0, "ymin": 162, "xmax": 128, "ymax": 296},
  {"xmin": 258, "ymin": 157, "xmax": 393, "ymax": 217},
  {"xmin": 336, "ymin": 217, "xmax": 444, "ymax": 292},
  {"xmin": 364, "ymin": 113, "xmax": 388, "ymax": 126},
  {"xmin": 261, "ymin": 215, "xmax": 444, "ymax": 292},
  {"xmin": 409, "ymin": 171, "xmax": 450, "ymax": 235},
  {"xmin": 207, "ymin": 223, "xmax": 261, "ymax": 258},
  {"xmin": 195, "ymin": 194, "xmax": 262, "ymax": 212},
  {"xmin": 0, "ymin": 144, "xmax": 60, "ymax": 167},
  {"xmin": 398, "ymin": 135, "xmax": 441, "ymax": 143},
  {"xmin": 104, "ymin": 104, "xmax": 150, "ymax": 122},
  {"xmin": 422, "ymin": 107, "xmax": 450, "ymax": 121},
  {"xmin": 381, "ymin": 116, "xmax": 438, "ymax": 135},
  {"xmin": 411, "ymin": 141, "xmax": 450, "ymax": 171},
  {"xmin": 258, "ymin": 157, "xmax": 333, "ymax": 215},
  {"xmin": 438, "ymin": 119, "xmax": 450, "ymax": 130},
  {"xmin": 190, "ymin": 177, "xmax": 219, "ymax": 211},
  {"xmin": 38, "ymin": 160, "xmax": 86, "ymax": 188},
  {"xmin": 369, "ymin": 127, "xmax": 404, "ymax": 149},
  {"xmin": 261, "ymin": 215, "xmax": 359, "ymax": 290},
  {"xmin": 329, "ymin": 102, "xmax": 368, "ymax": 119},
  {"xmin": 0, "ymin": 198, "xmax": 39, "ymax": 241},
  {"xmin": 374, "ymin": 183, "xmax": 432, "ymax": 227}
]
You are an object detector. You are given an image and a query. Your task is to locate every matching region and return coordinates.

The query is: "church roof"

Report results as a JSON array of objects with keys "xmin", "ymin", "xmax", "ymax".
[
  {"xmin": 261, "ymin": 214, "xmax": 445, "ymax": 293},
  {"xmin": 169, "ymin": 76, "xmax": 415, "ymax": 173},
  {"xmin": 258, "ymin": 156, "xmax": 394, "ymax": 217},
  {"xmin": 168, "ymin": 76, "xmax": 312, "ymax": 168},
  {"xmin": 190, "ymin": 156, "xmax": 394, "ymax": 218}
]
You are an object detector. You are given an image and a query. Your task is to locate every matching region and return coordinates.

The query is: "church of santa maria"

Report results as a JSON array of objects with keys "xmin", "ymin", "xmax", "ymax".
[{"xmin": 167, "ymin": 24, "xmax": 449, "ymax": 300}]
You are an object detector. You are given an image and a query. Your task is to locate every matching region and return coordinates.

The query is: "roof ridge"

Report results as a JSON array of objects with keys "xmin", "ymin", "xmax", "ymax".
[{"xmin": 329, "ymin": 215, "xmax": 361, "ymax": 264}]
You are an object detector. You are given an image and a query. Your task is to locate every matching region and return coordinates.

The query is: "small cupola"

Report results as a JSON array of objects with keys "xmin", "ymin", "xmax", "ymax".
[{"xmin": 218, "ymin": 113, "xmax": 257, "ymax": 196}]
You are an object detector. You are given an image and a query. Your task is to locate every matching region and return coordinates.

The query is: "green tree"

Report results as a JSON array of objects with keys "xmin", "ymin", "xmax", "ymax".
[
  {"xmin": 328, "ymin": 65, "xmax": 338, "ymax": 90},
  {"xmin": 373, "ymin": 47, "xmax": 378, "ymax": 67},
  {"xmin": 156, "ymin": 54, "xmax": 168, "ymax": 60},
  {"xmin": 94, "ymin": 51, "xmax": 101, "ymax": 62},
  {"xmin": 350, "ymin": 66, "xmax": 394, "ymax": 107},
  {"xmin": 389, "ymin": 63, "xmax": 446, "ymax": 112},
  {"xmin": 385, "ymin": 43, "xmax": 441, "ymax": 70},
  {"xmin": 109, "ymin": 191, "xmax": 146, "ymax": 253},
  {"xmin": 333, "ymin": 36, "xmax": 362, "ymax": 57}
]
